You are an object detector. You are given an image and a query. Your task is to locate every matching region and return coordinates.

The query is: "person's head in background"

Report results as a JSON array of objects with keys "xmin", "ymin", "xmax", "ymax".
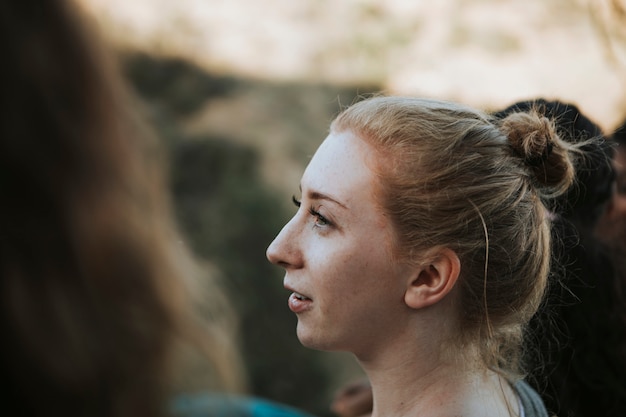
[
  {"xmin": 596, "ymin": 119, "xmax": 626, "ymax": 250},
  {"xmin": 0, "ymin": 1, "xmax": 242, "ymax": 416}
]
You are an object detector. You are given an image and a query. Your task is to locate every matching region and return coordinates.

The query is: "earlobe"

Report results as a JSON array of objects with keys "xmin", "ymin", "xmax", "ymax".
[{"xmin": 404, "ymin": 248, "xmax": 461, "ymax": 310}]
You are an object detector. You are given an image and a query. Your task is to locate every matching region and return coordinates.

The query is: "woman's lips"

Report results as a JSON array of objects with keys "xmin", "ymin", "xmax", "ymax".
[{"xmin": 288, "ymin": 291, "xmax": 313, "ymax": 313}]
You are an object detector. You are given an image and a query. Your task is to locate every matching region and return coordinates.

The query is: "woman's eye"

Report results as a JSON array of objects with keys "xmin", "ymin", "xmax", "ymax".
[
  {"xmin": 292, "ymin": 195, "xmax": 333, "ymax": 228},
  {"xmin": 309, "ymin": 207, "xmax": 331, "ymax": 227}
]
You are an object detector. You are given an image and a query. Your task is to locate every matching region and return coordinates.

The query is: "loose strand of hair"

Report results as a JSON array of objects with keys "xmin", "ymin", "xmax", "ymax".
[{"xmin": 468, "ymin": 198, "xmax": 494, "ymax": 341}]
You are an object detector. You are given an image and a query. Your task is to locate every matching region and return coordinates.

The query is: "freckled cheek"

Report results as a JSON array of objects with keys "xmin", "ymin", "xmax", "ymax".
[
  {"xmin": 312, "ymin": 254, "xmax": 364, "ymax": 300},
  {"xmin": 344, "ymin": 254, "xmax": 388, "ymax": 297}
]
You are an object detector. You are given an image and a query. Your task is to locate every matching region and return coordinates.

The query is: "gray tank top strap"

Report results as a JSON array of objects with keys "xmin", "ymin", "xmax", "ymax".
[{"xmin": 513, "ymin": 380, "xmax": 549, "ymax": 417}]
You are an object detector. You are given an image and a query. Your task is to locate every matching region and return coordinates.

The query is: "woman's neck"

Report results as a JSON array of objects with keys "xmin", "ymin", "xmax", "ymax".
[{"xmin": 358, "ymin": 344, "xmax": 520, "ymax": 417}]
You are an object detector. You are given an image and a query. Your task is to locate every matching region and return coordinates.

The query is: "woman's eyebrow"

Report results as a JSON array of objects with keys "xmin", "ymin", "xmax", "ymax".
[{"xmin": 299, "ymin": 185, "xmax": 348, "ymax": 209}]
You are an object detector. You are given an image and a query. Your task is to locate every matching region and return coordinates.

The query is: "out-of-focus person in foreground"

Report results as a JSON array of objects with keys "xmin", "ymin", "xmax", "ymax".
[{"xmin": 0, "ymin": 2, "xmax": 312, "ymax": 417}]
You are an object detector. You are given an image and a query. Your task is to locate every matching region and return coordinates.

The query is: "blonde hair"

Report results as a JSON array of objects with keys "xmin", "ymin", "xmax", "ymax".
[{"xmin": 330, "ymin": 96, "xmax": 579, "ymax": 378}]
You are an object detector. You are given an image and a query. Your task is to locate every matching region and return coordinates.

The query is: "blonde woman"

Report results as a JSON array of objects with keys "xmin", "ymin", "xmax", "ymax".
[{"xmin": 268, "ymin": 96, "xmax": 581, "ymax": 417}]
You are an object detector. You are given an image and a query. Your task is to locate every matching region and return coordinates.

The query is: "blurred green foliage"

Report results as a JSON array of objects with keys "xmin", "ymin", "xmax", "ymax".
[
  {"xmin": 120, "ymin": 51, "xmax": 377, "ymax": 416},
  {"xmin": 169, "ymin": 135, "xmax": 331, "ymax": 414}
]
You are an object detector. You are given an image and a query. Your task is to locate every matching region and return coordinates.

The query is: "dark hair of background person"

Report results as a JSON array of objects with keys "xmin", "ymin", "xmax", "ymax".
[
  {"xmin": 597, "ymin": 117, "xmax": 626, "ymax": 255},
  {"xmin": 494, "ymin": 99, "xmax": 626, "ymax": 417},
  {"xmin": 0, "ymin": 1, "xmax": 243, "ymax": 417}
]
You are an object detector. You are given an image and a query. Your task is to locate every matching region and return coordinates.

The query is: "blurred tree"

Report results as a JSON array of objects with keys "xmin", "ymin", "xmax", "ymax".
[
  {"xmin": 169, "ymin": 136, "xmax": 331, "ymax": 415},
  {"xmin": 121, "ymin": 51, "xmax": 238, "ymax": 118}
]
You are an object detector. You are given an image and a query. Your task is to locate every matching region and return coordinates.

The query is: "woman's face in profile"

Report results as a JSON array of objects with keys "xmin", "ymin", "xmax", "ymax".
[{"xmin": 266, "ymin": 130, "xmax": 414, "ymax": 358}]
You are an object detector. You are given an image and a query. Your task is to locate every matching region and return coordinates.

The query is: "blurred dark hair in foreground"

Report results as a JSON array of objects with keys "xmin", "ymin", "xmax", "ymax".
[{"xmin": 0, "ymin": 1, "xmax": 244, "ymax": 416}]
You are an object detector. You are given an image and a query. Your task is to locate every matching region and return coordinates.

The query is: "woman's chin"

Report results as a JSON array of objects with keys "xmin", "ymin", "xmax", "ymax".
[
  {"xmin": 296, "ymin": 325, "xmax": 316, "ymax": 347},
  {"xmin": 296, "ymin": 326, "xmax": 332, "ymax": 351}
]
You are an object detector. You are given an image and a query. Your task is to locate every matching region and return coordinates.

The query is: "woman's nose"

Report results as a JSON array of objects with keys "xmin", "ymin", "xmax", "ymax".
[{"xmin": 266, "ymin": 219, "xmax": 302, "ymax": 269}]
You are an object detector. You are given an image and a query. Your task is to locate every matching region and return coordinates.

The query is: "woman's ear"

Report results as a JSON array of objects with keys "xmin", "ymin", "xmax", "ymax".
[{"xmin": 404, "ymin": 248, "xmax": 460, "ymax": 310}]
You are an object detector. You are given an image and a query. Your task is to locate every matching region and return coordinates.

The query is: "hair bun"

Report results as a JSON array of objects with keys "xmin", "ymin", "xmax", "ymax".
[{"xmin": 499, "ymin": 110, "xmax": 575, "ymax": 197}]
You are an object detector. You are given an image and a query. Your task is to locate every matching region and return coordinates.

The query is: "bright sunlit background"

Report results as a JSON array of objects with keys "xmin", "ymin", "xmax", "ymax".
[
  {"xmin": 82, "ymin": 0, "xmax": 626, "ymax": 128},
  {"xmin": 75, "ymin": 0, "xmax": 626, "ymax": 415}
]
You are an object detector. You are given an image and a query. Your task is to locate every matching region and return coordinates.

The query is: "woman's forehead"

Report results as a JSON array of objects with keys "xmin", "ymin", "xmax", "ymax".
[{"xmin": 301, "ymin": 131, "xmax": 380, "ymax": 208}]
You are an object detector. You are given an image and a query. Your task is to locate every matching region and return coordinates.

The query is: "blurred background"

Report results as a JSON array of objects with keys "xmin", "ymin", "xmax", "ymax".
[{"xmin": 75, "ymin": 0, "xmax": 626, "ymax": 415}]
